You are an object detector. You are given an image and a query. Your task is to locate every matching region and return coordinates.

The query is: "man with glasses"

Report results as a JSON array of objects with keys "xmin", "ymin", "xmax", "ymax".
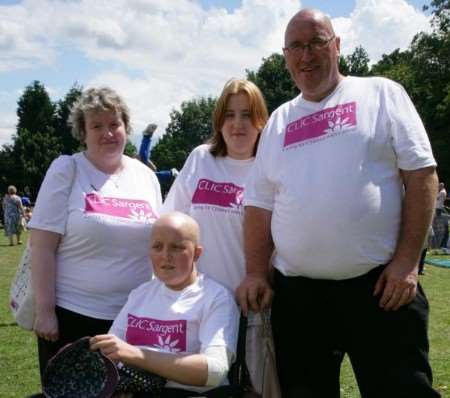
[{"xmin": 237, "ymin": 8, "xmax": 440, "ymax": 398}]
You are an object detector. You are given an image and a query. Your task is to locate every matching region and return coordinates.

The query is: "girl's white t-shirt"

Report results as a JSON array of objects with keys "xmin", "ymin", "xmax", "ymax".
[
  {"xmin": 163, "ymin": 144, "xmax": 253, "ymax": 293},
  {"xmin": 29, "ymin": 153, "xmax": 162, "ymax": 319}
]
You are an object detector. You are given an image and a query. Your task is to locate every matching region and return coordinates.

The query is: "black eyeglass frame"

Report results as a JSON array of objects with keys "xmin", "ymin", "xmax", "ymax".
[{"xmin": 283, "ymin": 35, "xmax": 336, "ymax": 56}]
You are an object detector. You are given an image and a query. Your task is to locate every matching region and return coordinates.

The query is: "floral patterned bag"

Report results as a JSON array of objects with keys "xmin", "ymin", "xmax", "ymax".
[
  {"xmin": 43, "ymin": 337, "xmax": 119, "ymax": 398},
  {"xmin": 116, "ymin": 363, "xmax": 166, "ymax": 395}
]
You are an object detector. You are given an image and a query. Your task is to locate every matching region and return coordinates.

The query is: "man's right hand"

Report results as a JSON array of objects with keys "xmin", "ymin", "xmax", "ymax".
[{"xmin": 236, "ymin": 273, "xmax": 273, "ymax": 315}]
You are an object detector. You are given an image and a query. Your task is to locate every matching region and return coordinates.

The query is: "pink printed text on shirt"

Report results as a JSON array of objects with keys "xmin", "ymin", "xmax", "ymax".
[
  {"xmin": 84, "ymin": 192, "xmax": 157, "ymax": 221},
  {"xmin": 125, "ymin": 314, "xmax": 187, "ymax": 353},
  {"xmin": 284, "ymin": 102, "xmax": 357, "ymax": 148},
  {"xmin": 192, "ymin": 179, "xmax": 243, "ymax": 209}
]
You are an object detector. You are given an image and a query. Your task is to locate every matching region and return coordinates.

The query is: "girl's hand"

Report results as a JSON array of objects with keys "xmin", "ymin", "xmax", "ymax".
[{"xmin": 89, "ymin": 334, "xmax": 140, "ymax": 364}]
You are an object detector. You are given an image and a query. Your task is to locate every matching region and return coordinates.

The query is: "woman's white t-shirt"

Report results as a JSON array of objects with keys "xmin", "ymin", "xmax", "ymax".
[{"xmin": 29, "ymin": 153, "xmax": 162, "ymax": 319}]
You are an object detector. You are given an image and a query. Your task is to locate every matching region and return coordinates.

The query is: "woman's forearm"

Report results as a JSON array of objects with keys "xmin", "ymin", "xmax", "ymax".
[{"xmin": 30, "ymin": 230, "xmax": 60, "ymax": 312}]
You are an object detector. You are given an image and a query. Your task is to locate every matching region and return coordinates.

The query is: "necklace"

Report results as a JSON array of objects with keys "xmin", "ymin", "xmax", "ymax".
[
  {"xmin": 90, "ymin": 170, "xmax": 123, "ymax": 191},
  {"xmin": 84, "ymin": 152, "xmax": 124, "ymax": 190},
  {"xmin": 109, "ymin": 170, "xmax": 123, "ymax": 189}
]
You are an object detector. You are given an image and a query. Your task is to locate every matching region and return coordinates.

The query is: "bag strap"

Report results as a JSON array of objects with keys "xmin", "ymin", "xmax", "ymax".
[
  {"xmin": 69, "ymin": 155, "xmax": 78, "ymax": 192},
  {"xmin": 232, "ymin": 312, "xmax": 248, "ymax": 376}
]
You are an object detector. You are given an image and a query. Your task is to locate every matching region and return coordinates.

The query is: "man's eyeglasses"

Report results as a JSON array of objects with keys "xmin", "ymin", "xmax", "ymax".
[{"xmin": 283, "ymin": 36, "xmax": 335, "ymax": 57}]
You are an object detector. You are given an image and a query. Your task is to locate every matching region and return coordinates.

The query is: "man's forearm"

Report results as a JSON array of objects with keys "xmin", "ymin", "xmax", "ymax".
[
  {"xmin": 244, "ymin": 206, "xmax": 274, "ymax": 276},
  {"xmin": 392, "ymin": 167, "xmax": 438, "ymax": 267}
]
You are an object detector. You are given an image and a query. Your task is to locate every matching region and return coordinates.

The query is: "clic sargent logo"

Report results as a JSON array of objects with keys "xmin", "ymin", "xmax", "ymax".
[
  {"xmin": 284, "ymin": 102, "xmax": 357, "ymax": 148},
  {"xmin": 192, "ymin": 179, "xmax": 244, "ymax": 209},
  {"xmin": 84, "ymin": 192, "xmax": 157, "ymax": 222},
  {"xmin": 125, "ymin": 314, "xmax": 187, "ymax": 353}
]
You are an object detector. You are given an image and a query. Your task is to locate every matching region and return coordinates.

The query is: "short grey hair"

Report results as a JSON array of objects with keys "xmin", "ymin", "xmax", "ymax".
[
  {"xmin": 68, "ymin": 87, "xmax": 132, "ymax": 142},
  {"xmin": 7, "ymin": 185, "xmax": 17, "ymax": 195}
]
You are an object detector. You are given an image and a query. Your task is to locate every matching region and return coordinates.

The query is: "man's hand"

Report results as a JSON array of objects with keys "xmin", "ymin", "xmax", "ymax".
[
  {"xmin": 373, "ymin": 260, "xmax": 418, "ymax": 311},
  {"xmin": 236, "ymin": 273, "xmax": 273, "ymax": 315},
  {"xmin": 90, "ymin": 334, "xmax": 140, "ymax": 364},
  {"xmin": 374, "ymin": 167, "xmax": 437, "ymax": 311}
]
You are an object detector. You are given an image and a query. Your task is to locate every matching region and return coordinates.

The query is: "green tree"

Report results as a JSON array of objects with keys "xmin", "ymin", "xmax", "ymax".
[
  {"xmin": 370, "ymin": 50, "xmax": 419, "ymax": 96},
  {"xmin": 16, "ymin": 81, "xmax": 55, "ymax": 135},
  {"xmin": 54, "ymin": 84, "xmax": 83, "ymax": 155},
  {"xmin": 339, "ymin": 55, "xmax": 350, "ymax": 76},
  {"xmin": 367, "ymin": 1, "xmax": 450, "ymax": 184},
  {"xmin": 124, "ymin": 140, "xmax": 138, "ymax": 157},
  {"xmin": 151, "ymin": 97, "xmax": 216, "ymax": 171},
  {"xmin": 424, "ymin": 0, "xmax": 450, "ymax": 32},
  {"xmin": 344, "ymin": 46, "xmax": 370, "ymax": 76},
  {"xmin": 13, "ymin": 128, "xmax": 62, "ymax": 197},
  {"xmin": 0, "ymin": 144, "xmax": 18, "ymax": 195},
  {"xmin": 247, "ymin": 53, "xmax": 298, "ymax": 114},
  {"xmin": 13, "ymin": 81, "xmax": 61, "ymax": 197},
  {"xmin": 411, "ymin": 0, "xmax": 450, "ymax": 183}
]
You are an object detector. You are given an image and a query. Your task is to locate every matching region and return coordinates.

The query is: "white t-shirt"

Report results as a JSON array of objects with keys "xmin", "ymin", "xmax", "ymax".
[
  {"xmin": 245, "ymin": 76, "xmax": 436, "ymax": 280},
  {"xmin": 29, "ymin": 153, "xmax": 162, "ymax": 319},
  {"xmin": 163, "ymin": 144, "xmax": 253, "ymax": 293},
  {"xmin": 109, "ymin": 273, "xmax": 239, "ymax": 392}
]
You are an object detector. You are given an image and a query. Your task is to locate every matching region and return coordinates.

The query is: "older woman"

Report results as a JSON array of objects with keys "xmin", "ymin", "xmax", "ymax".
[
  {"xmin": 3, "ymin": 185, "xmax": 25, "ymax": 245},
  {"xmin": 28, "ymin": 87, "xmax": 162, "ymax": 382},
  {"xmin": 163, "ymin": 79, "xmax": 278, "ymax": 396}
]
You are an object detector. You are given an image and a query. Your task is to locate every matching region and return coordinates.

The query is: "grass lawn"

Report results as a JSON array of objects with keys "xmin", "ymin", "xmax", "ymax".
[
  {"xmin": 0, "ymin": 230, "xmax": 449, "ymax": 397},
  {"xmin": 0, "ymin": 231, "xmax": 41, "ymax": 397}
]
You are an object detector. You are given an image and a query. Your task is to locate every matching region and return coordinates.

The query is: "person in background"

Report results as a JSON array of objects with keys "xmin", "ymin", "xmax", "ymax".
[
  {"xmin": 2, "ymin": 185, "xmax": 25, "ymax": 245},
  {"xmin": 24, "ymin": 206, "xmax": 33, "ymax": 224},
  {"xmin": 90, "ymin": 212, "xmax": 239, "ymax": 396},
  {"xmin": 29, "ymin": 87, "xmax": 162, "ymax": 383},
  {"xmin": 435, "ymin": 182, "xmax": 447, "ymax": 216},
  {"xmin": 21, "ymin": 192, "xmax": 32, "ymax": 208},
  {"xmin": 163, "ymin": 78, "xmax": 279, "ymax": 396},
  {"xmin": 434, "ymin": 182, "xmax": 448, "ymax": 248},
  {"xmin": 237, "ymin": 9, "xmax": 440, "ymax": 398},
  {"xmin": 138, "ymin": 123, "xmax": 179, "ymax": 184}
]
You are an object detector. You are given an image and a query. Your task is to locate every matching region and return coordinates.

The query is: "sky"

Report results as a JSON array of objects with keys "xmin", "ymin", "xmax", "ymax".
[{"xmin": 0, "ymin": 0, "xmax": 432, "ymax": 149}]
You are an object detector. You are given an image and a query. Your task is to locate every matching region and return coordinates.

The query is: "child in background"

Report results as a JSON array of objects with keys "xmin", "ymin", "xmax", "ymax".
[{"xmin": 24, "ymin": 207, "xmax": 33, "ymax": 224}]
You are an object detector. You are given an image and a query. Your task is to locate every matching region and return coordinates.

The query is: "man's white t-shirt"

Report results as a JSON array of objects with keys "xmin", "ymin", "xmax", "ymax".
[
  {"xmin": 245, "ymin": 76, "xmax": 436, "ymax": 280},
  {"xmin": 163, "ymin": 144, "xmax": 253, "ymax": 293},
  {"xmin": 109, "ymin": 273, "xmax": 239, "ymax": 392},
  {"xmin": 29, "ymin": 153, "xmax": 162, "ymax": 319}
]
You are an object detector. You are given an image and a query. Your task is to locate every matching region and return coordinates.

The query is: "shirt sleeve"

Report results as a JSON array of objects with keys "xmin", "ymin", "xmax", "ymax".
[
  {"xmin": 199, "ymin": 287, "xmax": 239, "ymax": 361},
  {"xmin": 162, "ymin": 153, "xmax": 194, "ymax": 214},
  {"xmin": 28, "ymin": 155, "xmax": 76, "ymax": 235},
  {"xmin": 386, "ymin": 81, "xmax": 437, "ymax": 171},
  {"xmin": 109, "ymin": 288, "xmax": 139, "ymax": 340},
  {"xmin": 204, "ymin": 346, "xmax": 234, "ymax": 386},
  {"xmin": 244, "ymin": 122, "xmax": 277, "ymax": 211}
]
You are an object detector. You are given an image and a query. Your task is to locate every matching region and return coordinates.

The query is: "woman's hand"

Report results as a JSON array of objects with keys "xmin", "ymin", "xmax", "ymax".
[
  {"xmin": 33, "ymin": 307, "xmax": 59, "ymax": 342},
  {"xmin": 90, "ymin": 334, "xmax": 141, "ymax": 364}
]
